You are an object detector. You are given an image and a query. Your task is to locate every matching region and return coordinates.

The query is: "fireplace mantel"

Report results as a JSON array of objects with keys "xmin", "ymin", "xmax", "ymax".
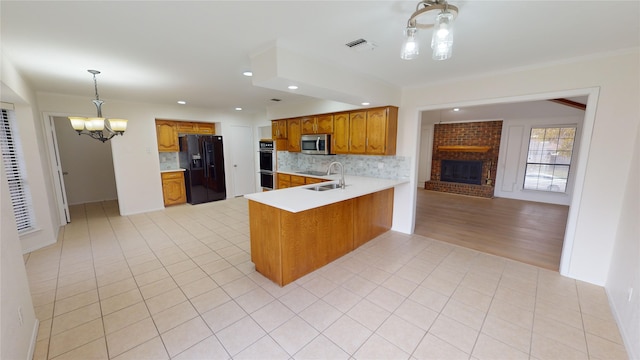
[{"xmin": 437, "ymin": 145, "xmax": 491, "ymax": 153}]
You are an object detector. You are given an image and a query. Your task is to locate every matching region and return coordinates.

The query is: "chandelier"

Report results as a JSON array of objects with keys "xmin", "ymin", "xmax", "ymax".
[
  {"xmin": 68, "ymin": 70, "xmax": 127, "ymax": 142},
  {"xmin": 401, "ymin": 0, "xmax": 459, "ymax": 61}
]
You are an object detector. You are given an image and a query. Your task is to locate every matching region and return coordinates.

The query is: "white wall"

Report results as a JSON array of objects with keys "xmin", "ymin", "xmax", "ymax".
[
  {"xmin": 606, "ymin": 122, "xmax": 640, "ymax": 360},
  {"xmin": 37, "ymin": 93, "xmax": 265, "ymax": 216},
  {"xmin": 0, "ymin": 149, "xmax": 38, "ymax": 360}
]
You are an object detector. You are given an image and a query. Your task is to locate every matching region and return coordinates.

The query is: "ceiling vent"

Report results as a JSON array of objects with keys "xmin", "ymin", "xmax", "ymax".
[
  {"xmin": 345, "ymin": 38, "xmax": 377, "ymax": 52},
  {"xmin": 270, "ymin": 98, "xmax": 282, "ymax": 102}
]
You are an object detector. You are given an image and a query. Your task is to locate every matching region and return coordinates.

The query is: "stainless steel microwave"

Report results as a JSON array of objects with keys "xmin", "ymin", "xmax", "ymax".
[{"xmin": 300, "ymin": 134, "xmax": 331, "ymax": 155}]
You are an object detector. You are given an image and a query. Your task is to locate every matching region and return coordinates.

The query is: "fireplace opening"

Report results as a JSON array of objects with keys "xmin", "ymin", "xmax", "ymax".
[{"xmin": 441, "ymin": 160, "xmax": 483, "ymax": 185}]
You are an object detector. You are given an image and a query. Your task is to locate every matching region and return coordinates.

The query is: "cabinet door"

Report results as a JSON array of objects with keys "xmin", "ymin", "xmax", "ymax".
[
  {"xmin": 277, "ymin": 173, "xmax": 291, "ymax": 189},
  {"xmin": 332, "ymin": 113, "xmax": 350, "ymax": 154},
  {"xmin": 365, "ymin": 108, "xmax": 388, "ymax": 155},
  {"xmin": 316, "ymin": 114, "xmax": 334, "ymax": 134},
  {"xmin": 305, "ymin": 177, "xmax": 326, "ymax": 184},
  {"xmin": 161, "ymin": 172, "xmax": 186, "ymax": 206},
  {"xmin": 349, "ymin": 111, "xmax": 367, "ymax": 154},
  {"xmin": 156, "ymin": 120, "xmax": 179, "ymax": 152},
  {"xmin": 287, "ymin": 118, "xmax": 301, "ymax": 152},
  {"xmin": 195, "ymin": 123, "xmax": 215, "ymax": 134},
  {"xmin": 272, "ymin": 120, "xmax": 288, "ymax": 139},
  {"xmin": 300, "ymin": 117, "xmax": 316, "ymax": 134},
  {"xmin": 290, "ymin": 175, "xmax": 305, "ymax": 186},
  {"xmin": 176, "ymin": 121, "xmax": 195, "ymax": 134}
]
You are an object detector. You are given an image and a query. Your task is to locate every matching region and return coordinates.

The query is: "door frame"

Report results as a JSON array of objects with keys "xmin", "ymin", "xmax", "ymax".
[{"xmin": 42, "ymin": 112, "xmax": 70, "ymax": 225}]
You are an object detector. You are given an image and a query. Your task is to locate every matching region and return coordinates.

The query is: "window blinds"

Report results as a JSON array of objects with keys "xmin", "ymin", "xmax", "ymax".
[{"xmin": 0, "ymin": 108, "xmax": 35, "ymax": 233}]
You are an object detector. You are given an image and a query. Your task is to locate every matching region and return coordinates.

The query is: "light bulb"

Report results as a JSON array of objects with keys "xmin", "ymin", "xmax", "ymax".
[
  {"xmin": 400, "ymin": 26, "xmax": 419, "ymax": 60},
  {"xmin": 431, "ymin": 11, "xmax": 454, "ymax": 61}
]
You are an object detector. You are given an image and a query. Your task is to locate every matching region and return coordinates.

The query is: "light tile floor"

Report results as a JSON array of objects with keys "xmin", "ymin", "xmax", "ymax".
[{"xmin": 25, "ymin": 197, "xmax": 628, "ymax": 359}]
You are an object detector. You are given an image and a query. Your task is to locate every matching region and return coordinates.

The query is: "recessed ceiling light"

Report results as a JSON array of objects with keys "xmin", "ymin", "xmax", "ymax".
[
  {"xmin": 361, "ymin": 102, "xmax": 370, "ymax": 106},
  {"xmin": 177, "ymin": 100, "xmax": 186, "ymax": 105},
  {"xmin": 452, "ymin": 107, "xmax": 460, "ymax": 112},
  {"xmin": 288, "ymin": 85, "xmax": 298, "ymax": 90},
  {"xmin": 235, "ymin": 107, "xmax": 242, "ymax": 111},
  {"xmin": 242, "ymin": 71, "xmax": 253, "ymax": 77}
]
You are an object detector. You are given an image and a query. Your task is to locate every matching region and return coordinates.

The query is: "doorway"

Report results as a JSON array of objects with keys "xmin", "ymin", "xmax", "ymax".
[
  {"xmin": 228, "ymin": 125, "xmax": 256, "ymax": 197},
  {"xmin": 415, "ymin": 96, "xmax": 588, "ymax": 270},
  {"xmin": 49, "ymin": 116, "xmax": 117, "ymax": 217}
]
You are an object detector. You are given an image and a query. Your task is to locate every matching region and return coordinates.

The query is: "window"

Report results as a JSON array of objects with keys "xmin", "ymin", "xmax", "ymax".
[
  {"xmin": 0, "ymin": 108, "xmax": 36, "ymax": 233},
  {"xmin": 524, "ymin": 126, "xmax": 576, "ymax": 193}
]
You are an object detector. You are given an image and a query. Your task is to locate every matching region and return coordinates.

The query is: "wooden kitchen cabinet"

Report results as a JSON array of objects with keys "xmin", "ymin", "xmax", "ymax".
[
  {"xmin": 290, "ymin": 175, "xmax": 305, "ymax": 186},
  {"xmin": 348, "ymin": 110, "xmax": 367, "ymax": 154},
  {"xmin": 176, "ymin": 121, "xmax": 215, "ymax": 134},
  {"xmin": 161, "ymin": 171, "xmax": 186, "ymax": 206},
  {"xmin": 301, "ymin": 114, "xmax": 334, "ymax": 135},
  {"xmin": 287, "ymin": 118, "xmax": 301, "ymax": 152},
  {"xmin": 272, "ymin": 119, "xmax": 288, "ymax": 139},
  {"xmin": 305, "ymin": 177, "xmax": 325, "ymax": 184},
  {"xmin": 156, "ymin": 120, "xmax": 179, "ymax": 152},
  {"xmin": 277, "ymin": 173, "xmax": 291, "ymax": 189},
  {"xmin": 332, "ymin": 112, "xmax": 350, "ymax": 154},
  {"xmin": 348, "ymin": 107, "xmax": 398, "ymax": 155},
  {"xmin": 365, "ymin": 107, "xmax": 398, "ymax": 155}
]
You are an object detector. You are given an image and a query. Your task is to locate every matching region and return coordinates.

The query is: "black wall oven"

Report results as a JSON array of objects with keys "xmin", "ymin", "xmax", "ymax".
[{"xmin": 258, "ymin": 140, "xmax": 276, "ymax": 190}]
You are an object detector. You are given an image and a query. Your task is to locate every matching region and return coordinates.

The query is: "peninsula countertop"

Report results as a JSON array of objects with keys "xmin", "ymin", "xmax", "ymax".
[{"xmin": 244, "ymin": 173, "xmax": 408, "ymax": 213}]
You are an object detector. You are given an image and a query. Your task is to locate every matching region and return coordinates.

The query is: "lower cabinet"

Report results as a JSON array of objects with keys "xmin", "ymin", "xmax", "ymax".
[
  {"xmin": 161, "ymin": 171, "xmax": 186, "ymax": 206},
  {"xmin": 249, "ymin": 188, "xmax": 394, "ymax": 286},
  {"xmin": 277, "ymin": 173, "xmax": 326, "ymax": 189}
]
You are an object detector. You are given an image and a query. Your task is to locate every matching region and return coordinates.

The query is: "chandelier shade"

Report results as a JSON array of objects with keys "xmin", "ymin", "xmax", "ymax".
[
  {"xmin": 400, "ymin": 0, "xmax": 458, "ymax": 61},
  {"xmin": 68, "ymin": 70, "xmax": 127, "ymax": 142}
]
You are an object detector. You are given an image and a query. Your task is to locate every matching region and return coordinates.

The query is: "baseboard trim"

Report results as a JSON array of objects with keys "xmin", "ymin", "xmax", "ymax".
[{"xmin": 606, "ymin": 287, "xmax": 638, "ymax": 360}]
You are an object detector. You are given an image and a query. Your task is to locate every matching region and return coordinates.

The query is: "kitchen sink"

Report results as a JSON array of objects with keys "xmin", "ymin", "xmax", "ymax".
[{"xmin": 305, "ymin": 183, "xmax": 346, "ymax": 191}]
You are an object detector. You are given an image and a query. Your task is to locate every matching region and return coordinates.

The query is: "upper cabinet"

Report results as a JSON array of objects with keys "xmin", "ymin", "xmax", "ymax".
[
  {"xmin": 156, "ymin": 119, "xmax": 216, "ymax": 152},
  {"xmin": 156, "ymin": 120, "xmax": 179, "ymax": 152},
  {"xmin": 287, "ymin": 118, "xmax": 301, "ymax": 152},
  {"xmin": 301, "ymin": 114, "xmax": 334, "ymax": 135},
  {"xmin": 271, "ymin": 106, "xmax": 398, "ymax": 156},
  {"xmin": 272, "ymin": 119, "xmax": 287, "ymax": 139},
  {"xmin": 176, "ymin": 122, "xmax": 215, "ymax": 134}
]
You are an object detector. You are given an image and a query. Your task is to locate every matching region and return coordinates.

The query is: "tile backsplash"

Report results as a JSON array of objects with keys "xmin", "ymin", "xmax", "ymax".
[
  {"xmin": 277, "ymin": 152, "xmax": 410, "ymax": 180},
  {"xmin": 159, "ymin": 152, "xmax": 180, "ymax": 170}
]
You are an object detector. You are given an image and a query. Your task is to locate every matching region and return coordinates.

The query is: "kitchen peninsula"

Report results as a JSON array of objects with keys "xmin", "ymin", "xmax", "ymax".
[{"xmin": 245, "ymin": 174, "xmax": 407, "ymax": 286}]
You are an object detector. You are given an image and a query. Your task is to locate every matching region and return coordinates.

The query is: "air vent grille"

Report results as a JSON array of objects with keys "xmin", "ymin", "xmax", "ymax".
[
  {"xmin": 270, "ymin": 98, "xmax": 281, "ymax": 102},
  {"xmin": 345, "ymin": 38, "xmax": 377, "ymax": 52}
]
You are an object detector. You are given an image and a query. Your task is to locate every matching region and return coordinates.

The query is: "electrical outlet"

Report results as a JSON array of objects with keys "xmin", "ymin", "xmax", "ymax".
[
  {"xmin": 18, "ymin": 306, "xmax": 23, "ymax": 326},
  {"xmin": 628, "ymin": 287, "xmax": 634, "ymax": 302}
]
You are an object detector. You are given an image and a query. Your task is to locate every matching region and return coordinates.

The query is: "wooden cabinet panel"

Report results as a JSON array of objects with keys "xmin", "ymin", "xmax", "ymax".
[
  {"xmin": 348, "ymin": 111, "xmax": 367, "ymax": 154},
  {"xmin": 249, "ymin": 201, "xmax": 283, "ymax": 285},
  {"xmin": 272, "ymin": 119, "xmax": 287, "ymax": 139},
  {"xmin": 287, "ymin": 118, "xmax": 301, "ymax": 152},
  {"xmin": 366, "ymin": 107, "xmax": 397, "ymax": 155},
  {"xmin": 300, "ymin": 116, "xmax": 315, "ymax": 134},
  {"xmin": 301, "ymin": 115, "xmax": 334, "ymax": 135},
  {"xmin": 176, "ymin": 121, "xmax": 215, "ymax": 134},
  {"xmin": 316, "ymin": 114, "xmax": 334, "ymax": 134},
  {"xmin": 290, "ymin": 175, "xmax": 305, "ymax": 186},
  {"xmin": 332, "ymin": 112, "xmax": 350, "ymax": 154},
  {"xmin": 279, "ymin": 200, "xmax": 354, "ymax": 285},
  {"xmin": 156, "ymin": 120, "xmax": 179, "ymax": 152},
  {"xmin": 305, "ymin": 177, "xmax": 326, "ymax": 184},
  {"xmin": 161, "ymin": 171, "xmax": 186, "ymax": 206},
  {"xmin": 353, "ymin": 188, "xmax": 394, "ymax": 248},
  {"xmin": 176, "ymin": 121, "xmax": 195, "ymax": 133},
  {"xmin": 277, "ymin": 173, "xmax": 291, "ymax": 189}
]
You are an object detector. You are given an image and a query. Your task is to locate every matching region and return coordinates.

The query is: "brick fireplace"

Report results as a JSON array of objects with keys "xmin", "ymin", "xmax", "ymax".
[{"xmin": 425, "ymin": 121, "xmax": 502, "ymax": 198}]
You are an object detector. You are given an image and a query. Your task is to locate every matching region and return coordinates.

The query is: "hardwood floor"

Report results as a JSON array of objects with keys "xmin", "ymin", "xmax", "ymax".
[{"xmin": 414, "ymin": 189, "xmax": 569, "ymax": 271}]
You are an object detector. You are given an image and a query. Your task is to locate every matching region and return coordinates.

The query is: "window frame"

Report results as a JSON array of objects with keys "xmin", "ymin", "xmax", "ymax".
[{"xmin": 523, "ymin": 125, "xmax": 577, "ymax": 194}]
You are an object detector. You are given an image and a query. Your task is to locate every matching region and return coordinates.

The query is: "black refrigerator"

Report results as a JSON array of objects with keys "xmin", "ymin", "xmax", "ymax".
[{"xmin": 178, "ymin": 135, "xmax": 226, "ymax": 204}]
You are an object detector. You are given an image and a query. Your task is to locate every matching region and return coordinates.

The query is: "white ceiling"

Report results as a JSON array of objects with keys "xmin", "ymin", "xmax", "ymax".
[{"xmin": 1, "ymin": 1, "xmax": 638, "ymax": 114}]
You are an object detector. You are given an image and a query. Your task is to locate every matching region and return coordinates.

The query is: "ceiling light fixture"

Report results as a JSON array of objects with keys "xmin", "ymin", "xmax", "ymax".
[
  {"xmin": 68, "ymin": 70, "xmax": 127, "ymax": 142},
  {"xmin": 401, "ymin": 0, "xmax": 459, "ymax": 61},
  {"xmin": 177, "ymin": 100, "xmax": 187, "ymax": 105},
  {"xmin": 242, "ymin": 71, "xmax": 253, "ymax": 77},
  {"xmin": 288, "ymin": 85, "xmax": 298, "ymax": 90}
]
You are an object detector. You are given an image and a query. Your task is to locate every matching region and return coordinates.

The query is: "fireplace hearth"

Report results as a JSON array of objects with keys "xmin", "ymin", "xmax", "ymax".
[{"xmin": 441, "ymin": 160, "xmax": 483, "ymax": 185}]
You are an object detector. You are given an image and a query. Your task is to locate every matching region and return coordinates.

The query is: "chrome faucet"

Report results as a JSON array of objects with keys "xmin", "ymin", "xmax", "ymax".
[{"xmin": 327, "ymin": 161, "xmax": 345, "ymax": 189}]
